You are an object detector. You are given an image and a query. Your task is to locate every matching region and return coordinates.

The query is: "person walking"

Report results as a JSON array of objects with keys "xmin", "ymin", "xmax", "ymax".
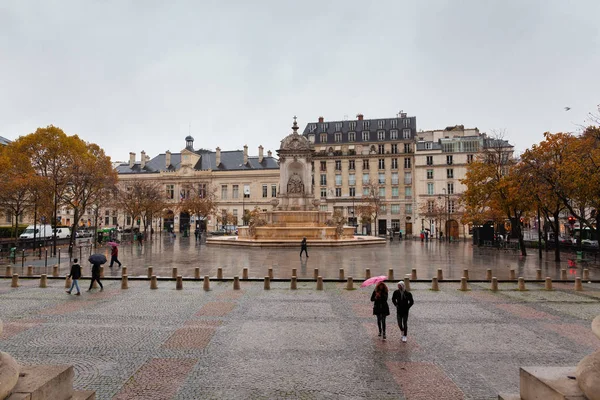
[
  {"xmin": 194, "ymin": 227, "xmax": 200, "ymax": 240},
  {"xmin": 109, "ymin": 245, "xmax": 122, "ymax": 268},
  {"xmin": 66, "ymin": 258, "xmax": 82, "ymax": 295},
  {"xmin": 392, "ymin": 281, "xmax": 414, "ymax": 342},
  {"xmin": 300, "ymin": 237, "xmax": 309, "ymax": 258},
  {"xmin": 87, "ymin": 261, "xmax": 103, "ymax": 292},
  {"xmin": 371, "ymin": 282, "xmax": 390, "ymax": 339}
]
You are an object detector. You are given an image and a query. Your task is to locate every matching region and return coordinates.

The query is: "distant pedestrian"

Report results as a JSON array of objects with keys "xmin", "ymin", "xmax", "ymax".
[
  {"xmin": 425, "ymin": 231, "xmax": 429, "ymax": 242},
  {"xmin": 420, "ymin": 231, "xmax": 424, "ymax": 242},
  {"xmin": 66, "ymin": 258, "xmax": 81, "ymax": 295},
  {"xmin": 392, "ymin": 281, "xmax": 414, "ymax": 342},
  {"xmin": 300, "ymin": 237, "xmax": 309, "ymax": 258},
  {"xmin": 439, "ymin": 231, "xmax": 443, "ymax": 241},
  {"xmin": 109, "ymin": 245, "xmax": 122, "ymax": 268},
  {"xmin": 194, "ymin": 228, "xmax": 200, "ymax": 240},
  {"xmin": 137, "ymin": 232, "xmax": 143, "ymax": 246},
  {"xmin": 371, "ymin": 282, "xmax": 390, "ymax": 339},
  {"xmin": 87, "ymin": 261, "xmax": 103, "ymax": 292}
]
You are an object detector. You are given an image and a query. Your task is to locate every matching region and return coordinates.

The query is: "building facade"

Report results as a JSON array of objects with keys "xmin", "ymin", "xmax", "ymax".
[
  {"xmin": 413, "ymin": 125, "xmax": 513, "ymax": 239},
  {"xmin": 57, "ymin": 136, "xmax": 280, "ymax": 233},
  {"xmin": 302, "ymin": 113, "xmax": 417, "ymax": 236}
]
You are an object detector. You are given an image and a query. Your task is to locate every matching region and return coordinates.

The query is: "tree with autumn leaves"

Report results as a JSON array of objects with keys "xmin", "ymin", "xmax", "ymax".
[{"xmin": 0, "ymin": 126, "xmax": 117, "ymax": 254}]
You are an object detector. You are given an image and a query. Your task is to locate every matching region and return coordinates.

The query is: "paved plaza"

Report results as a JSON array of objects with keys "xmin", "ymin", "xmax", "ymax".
[
  {"xmin": 7, "ymin": 236, "xmax": 600, "ymax": 281},
  {"xmin": 1, "ymin": 273, "xmax": 599, "ymax": 399}
]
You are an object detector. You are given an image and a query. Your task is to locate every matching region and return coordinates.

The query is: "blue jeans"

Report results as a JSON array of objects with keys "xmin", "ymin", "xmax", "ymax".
[{"xmin": 69, "ymin": 279, "xmax": 80, "ymax": 293}]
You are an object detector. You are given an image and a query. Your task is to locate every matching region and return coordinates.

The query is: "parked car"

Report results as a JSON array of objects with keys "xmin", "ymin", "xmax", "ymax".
[
  {"xmin": 581, "ymin": 239, "xmax": 599, "ymax": 248},
  {"xmin": 76, "ymin": 230, "xmax": 93, "ymax": 238}
]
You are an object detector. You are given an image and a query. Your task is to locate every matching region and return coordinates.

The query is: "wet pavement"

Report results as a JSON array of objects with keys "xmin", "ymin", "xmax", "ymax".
[
  {"xmin": 9, "ymin": 235, "xmax": 598, "ymax": 281},
  {"xmin": 1, "ymin": 278, "xmax": 599, "ymax": 399}
]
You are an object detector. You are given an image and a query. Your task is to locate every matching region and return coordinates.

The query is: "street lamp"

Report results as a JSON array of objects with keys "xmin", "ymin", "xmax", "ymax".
[{"xmin": 439, "ymin": 188, "xmax": 449, "ymax": 242}]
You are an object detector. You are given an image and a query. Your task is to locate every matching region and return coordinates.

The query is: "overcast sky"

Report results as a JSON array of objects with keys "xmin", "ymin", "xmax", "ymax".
[{"xmin": 1, "ymin": 0, "xmax": 599, "ymax": 161}]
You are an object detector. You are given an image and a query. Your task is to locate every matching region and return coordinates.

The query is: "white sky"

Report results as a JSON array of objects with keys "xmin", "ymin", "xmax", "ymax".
[{"xmin": 1, "ymin": 0, "xmax": 599, "ymax": 160}]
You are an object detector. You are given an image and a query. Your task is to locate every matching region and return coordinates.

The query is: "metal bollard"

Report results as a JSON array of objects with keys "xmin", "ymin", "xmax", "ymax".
[
  {"xmin": 242, "ymin": 268, "xmax": 248, "ymax": 280},
  {"xmin": 346, "ymin": 277, "xmax": 354, "ymax": 290},
  {"xmin": 39, "ymin": 274, "xmax": 47, "ymax": 288},
  {"xmin": 545, "ymin": 277, "xmax": 553, "ymax": 291},
  {"xmin": 463, "ymin": 269, "xmax": 469, "ymax": 280},
  {"xmin": 431, "ymin": 277, "xmax": 439, "ymax": 291},
  {"xmin": 459, "ymin": 277, "xmax": 468, "ymax": 291},
  {"xmin": 560, "ymin": 269, "xmax": 567, "ymax": 281},
  {"xmin": 27, "ymin": 265, "xmax": 33, "ymax": 276},
  {"xmin": 536, "ymin": 269, "xmax": 542, "ymax": 280},
  {"xmin": 575, "ymin": 277, "xmax": 583, "ymax": 291},
  {"xmin": 147, "ymin": 266, "xmax": 153, "ymax": 279},
  {"xmin": 313, "ymin": 268, "xmax": 319, "ymax": 280},
  {"xmin": 217, "ymin": 267, "xmax": 223, "ymax": 280},
  {"xmin": 411, "ymin": 269, "xmax": 417, "ymax": 280},
  {"xmin": 172, "ymin": 267, "xmax": 178, "ymax": 279},
  {"xmin": 316, "ymin": 276, "xmax": 323, "ymax": 290},
  {"xmin": 365, "ymin": 268, "xmax": 371, "ymax": 279},
  {"xmin": 291, "ymin": 276, "xmax": 297, "ymax": 290},
  {"xmin": 195, "ymin": 267, "xmax": 200, "ymax": 280},
  {"xmin": 491, "ymin": 277, "xmax": 498, "ymax": 292},
  {"xmin": 583, "ymin": 269, "xmax": 590, "ymax": 281},
  {"xmin": 121, "ymin": 275, "xmax": 129, "ymax": 289},
  {"xmin": 387, "ymin": 269, "xmax": 394, "ymax": 281},
  {"xmin": 486, "ymin": 269, "xmax": 492, "ymax": 281},
  {"xmin": 509, "ymin": 269, "xmax": 516, "ymax": 280},
  {"xmin": 203, "ymin": 276, "xmax": 210, "ymax": 291},
  {"xmin": 339, "ymin": 268, "xmax": 345, "ymax": 280},
  {"xmin": 518, "ymin": 277, "xmax": 526, "ymax": 291},
  {"xmin": 264, "ymin": 276, "xmax": 270, "ymax": 290},
  {"xmin": 403, "ymin": 276, "xmax": 411, "ymax": 291},
  {"xmin": 233, "ymin": 276, "xmax": 240, "ymax": 290},
  {"xmin": 437, "ymin": 269, "xmax": 443, "ymax": 281},
  {"xmin": 150, "ymin": 275, "xmax": 158, "ymax": 289},
  {"xmin": 268, "ymin": 268, "xmax": 274, "ymax": 280},
  {"xmin": 11, "ymin": 274, "xmax": 19, "ymax": 288}
]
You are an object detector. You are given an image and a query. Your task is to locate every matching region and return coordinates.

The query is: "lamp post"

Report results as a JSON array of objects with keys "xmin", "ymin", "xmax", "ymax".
[{"xmin": 441, "ymin": 188, "xmax": 449, "ymax": 242}]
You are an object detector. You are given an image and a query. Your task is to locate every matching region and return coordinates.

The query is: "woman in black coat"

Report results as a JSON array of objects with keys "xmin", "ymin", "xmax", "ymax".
[{"xmin": 371, "ymin": 282, "xmax": 390, "ymax": 339}]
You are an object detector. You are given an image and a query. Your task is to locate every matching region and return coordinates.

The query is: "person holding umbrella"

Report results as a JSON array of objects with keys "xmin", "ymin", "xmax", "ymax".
[
  {"xmin": 107, "ymin": 243, "xmax": 122, "ymax": 268},
  {"xmin": 369, "ymin": 280, "xmax": 390, "ymax": 340},
  {"xmin": 87, "ymin": 253, "xmax": 106, "ymax": 291},
  {"xmin": 392, "ymin": 281, "xmax": 414, "ymax": 343}
]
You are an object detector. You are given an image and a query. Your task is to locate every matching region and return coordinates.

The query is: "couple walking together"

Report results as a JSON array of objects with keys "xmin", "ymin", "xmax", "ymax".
[{"xmin": 371, "ymin": 281, "xmax": 413, "ymax": 342}]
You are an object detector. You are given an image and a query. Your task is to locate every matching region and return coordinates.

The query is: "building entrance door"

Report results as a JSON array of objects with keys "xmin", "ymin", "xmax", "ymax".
[
  {"xmin": 405, "ymin": 222, "xmax": 413, "ymax": 237},
  {"xmin": 378, "ymin": 220, "xmax": 387, "ymax": 236}
]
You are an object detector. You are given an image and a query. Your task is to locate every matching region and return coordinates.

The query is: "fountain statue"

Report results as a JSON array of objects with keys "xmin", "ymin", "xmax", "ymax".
[
  {"xmin": 0, "ymin": 319, "xmax": 20, "ymax": 399},
  {"xmin": 576, "ymin": 315, "xmax": 600, "ymax": 400}
]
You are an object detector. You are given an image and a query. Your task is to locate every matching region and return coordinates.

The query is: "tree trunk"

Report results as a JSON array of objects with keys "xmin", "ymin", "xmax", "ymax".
[{"xmin": 553, "ymin": 211, "xmax": 561, "ymax": 262}]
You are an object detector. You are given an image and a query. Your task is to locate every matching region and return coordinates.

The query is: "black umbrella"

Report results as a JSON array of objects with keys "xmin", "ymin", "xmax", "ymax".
[{"xmin": 89, "ymin": 254, "xmax": 107, "ymax": 264}]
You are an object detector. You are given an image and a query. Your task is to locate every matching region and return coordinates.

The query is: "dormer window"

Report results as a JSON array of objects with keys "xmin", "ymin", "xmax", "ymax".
[
  {"xmin": 335, "ymin": 122, "xmax": 343, "ymax": 131},
  {"xmin": 391, "ymin": 120, "xmax": 398, "ymax": 128},
  {"xmin": 363, "ymin": 121, "xmax": 370, "ymax": 129},
  {"xmin": 378, "ymin": 120, "xmax": 385, "ymax": 129},
  {"xmin": 349, "ymin": 121, "xmax": 356, "ymax": 130},
  {"xmin": 320, "ymin": 133, "xmax": 328, "ymax": 143},
  {"xmin": 308, "ymin": 134, "xmax": 315, "ymax": 143},
  {"xmin": 308, "ymin": 124, "xmax": 317, "ymax": 133}
]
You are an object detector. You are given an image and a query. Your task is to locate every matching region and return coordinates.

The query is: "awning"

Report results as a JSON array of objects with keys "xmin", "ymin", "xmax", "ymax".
[{"xmin": 334, "ymin": 146, "xmax": 341, "ymax": 151}]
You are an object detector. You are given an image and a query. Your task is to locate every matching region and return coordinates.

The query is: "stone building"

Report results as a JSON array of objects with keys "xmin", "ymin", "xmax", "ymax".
[
  {"xmin": 301, "ymin": 112, "xmax": 417, "ymax": 236},
  {"xmin": 57, "ymin": 136, "xmax": 280, "ymax": 233},
  {"xmin": 413, "ymin": 125, "xmax": 513, "ymax": 239}
]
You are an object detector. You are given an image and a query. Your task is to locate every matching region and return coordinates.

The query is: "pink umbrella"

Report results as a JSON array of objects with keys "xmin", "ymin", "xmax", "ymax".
[
  {"xmin": 107, "ymin": 242, "xmax": 119, "ymax": 247},
  {"xmin": 360, "ymin": 275, "xmax": 387, "ymax": 288}
]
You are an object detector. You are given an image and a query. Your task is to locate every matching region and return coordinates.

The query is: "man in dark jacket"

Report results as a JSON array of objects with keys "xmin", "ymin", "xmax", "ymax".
[
  {"xmin": 66, "ymin": 258, "xmax": 82, "ymax": 295},
  {"xmin": 392, "ymin": 281, "xmax": 414, "ymax": 342},
  {"xmin": 300, "ymin": 237, "xmax": 308, "ymax": 258}
]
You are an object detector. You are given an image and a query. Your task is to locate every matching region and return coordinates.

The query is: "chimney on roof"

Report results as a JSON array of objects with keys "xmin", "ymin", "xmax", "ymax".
[
  {"xmin": 318, "ymin": 116, "xmax": 324, "ymax": 123},
  {"xmin": 243, "ymin": 145, "xmax": 248, "ymax": 165},
  {"xmin": 267, "ymin": 150, "xmax": 272, "ymax": 157},
  {"xmin": 129, "ymin": 152, "xmax": 135, "ymax": 168},
  {"xmin": 140, "ymin": 151, "xmax": 146, "ymax": 169},
  {"xmin": 165, "ymin": 151, "xmax": 171, "ymax": 169},
  {"xmin": 258, "ymin": 145, "xmax": 264, "ymax": 163},
  {"xmin": 357, "ymin": 114, "xmax": 364, "ymax": 121},
  {"xmin": 400, "ymin": 112, "xmax": 407, "ymax": 118},
  {"xmin": 215, "ymin": 147, "xmax": 221, "ymax": 167}
]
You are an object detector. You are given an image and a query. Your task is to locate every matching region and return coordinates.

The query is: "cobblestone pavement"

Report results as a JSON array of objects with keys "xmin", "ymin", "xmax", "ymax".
[
  {"xmin": 1, "ymin": 277, "xmax": 599, "ymax": 399},
  {"xmin": 8, "ymin": 236, "xmax": 599, "ymax": 281}
]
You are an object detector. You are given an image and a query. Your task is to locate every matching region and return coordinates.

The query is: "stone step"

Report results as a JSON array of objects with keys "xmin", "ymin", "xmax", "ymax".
[
  {"xmin": 71, "ymin": 390, "xmax": 96, "ymax": 400},
  {"xmin": 519, "ymin": 366, "xmax": 586, "ymax": 400},
  {"xmin": 7, "ymin": 365, "xmax": 74, "ymax": 400},
  {"xmin": 498, "ymin": 394, "xmax": 521, "ymax": 400}
]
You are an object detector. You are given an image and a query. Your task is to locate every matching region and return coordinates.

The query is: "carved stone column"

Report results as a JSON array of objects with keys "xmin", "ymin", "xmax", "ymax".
[
  {"xmin": 0, "ymin": 319, "xmax": 20, "ymax": 400},
  {"xmin": 576, "ymin": 315, "xmax": 600, "ymax": 400}
]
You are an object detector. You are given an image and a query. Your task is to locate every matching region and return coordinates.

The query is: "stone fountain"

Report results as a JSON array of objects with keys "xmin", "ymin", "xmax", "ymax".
[
  {"xmin": 0, "ymin": 319, "xmax": 19, "ymax": 399},
  {"xmin": 208, "ymin": 117, "xmax": 385, "ymax": 247}
]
